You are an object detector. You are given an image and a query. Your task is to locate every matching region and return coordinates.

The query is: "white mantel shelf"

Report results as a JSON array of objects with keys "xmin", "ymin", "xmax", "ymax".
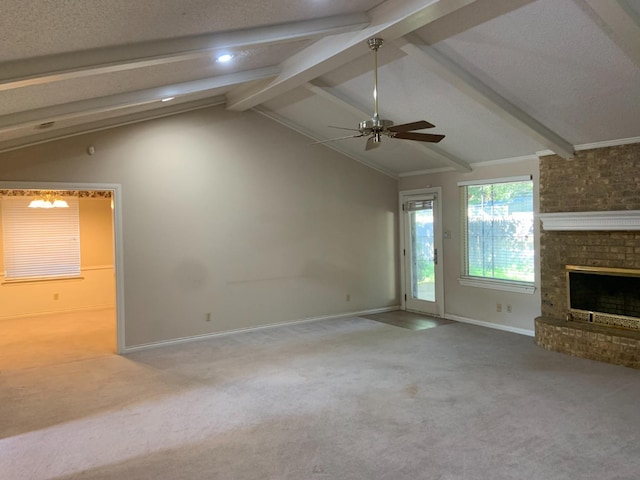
[{"xmin": 538, "ymin": 210, "xmax": 640, "ymax": 231}]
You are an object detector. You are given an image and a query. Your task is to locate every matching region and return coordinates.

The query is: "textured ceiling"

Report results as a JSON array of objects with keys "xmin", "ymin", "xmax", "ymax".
[
  {"xmin": 0, "ymin": 0, "xmax": 385, "ymax": 61},
  {"xmin": 1, "ymin": 0, "xmax": 639, "ymax": 176},
  {"xmin": 425, "ymin": 0, "xmax": 640, "ymax": 144}
]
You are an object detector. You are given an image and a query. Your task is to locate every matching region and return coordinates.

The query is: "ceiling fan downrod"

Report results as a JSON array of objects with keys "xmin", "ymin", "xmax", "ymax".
[
  {"xmin": 368, "ymin": 37, "xmax": 384, "ymax": 123},
  {"xmin": 361, "ymin": 38, "xmax": 393, "ymax": 146}
]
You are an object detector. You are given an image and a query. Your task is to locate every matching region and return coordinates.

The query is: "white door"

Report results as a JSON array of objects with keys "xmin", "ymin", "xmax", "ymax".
[{"xmin": 401, "ymin": 190, "xmax": 444, "ymax": 316}]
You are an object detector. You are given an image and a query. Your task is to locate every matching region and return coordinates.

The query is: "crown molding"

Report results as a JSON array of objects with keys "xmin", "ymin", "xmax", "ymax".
[
  {"xmin": 537, "ymin": 136, "xmax": 640, "ymax": 157},
  {"xmin": 575, "ymin": 136, "xmax": 640, "ymax": 151}
]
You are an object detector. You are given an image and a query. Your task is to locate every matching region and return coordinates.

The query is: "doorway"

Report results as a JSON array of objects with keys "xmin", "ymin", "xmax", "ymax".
[
  {"xmin": 0, "ymin": 182, "xmax": 124, "ymax": 369},
  {"xmin": 400, "ymin": 188, "xmax": 444, "ymax": 317}
]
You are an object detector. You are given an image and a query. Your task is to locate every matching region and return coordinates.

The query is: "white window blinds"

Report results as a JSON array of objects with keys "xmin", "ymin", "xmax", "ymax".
[
  {"xmin": 404, "ymin": 195, "xmax": 435, "ymax": 212},
  {"xmin": 460, "ymin": 179, "xmax": 534, "ymax": 284},
  {"xmin": 2, "ymin": 196, "xmax": 81, "ymax": 280}
]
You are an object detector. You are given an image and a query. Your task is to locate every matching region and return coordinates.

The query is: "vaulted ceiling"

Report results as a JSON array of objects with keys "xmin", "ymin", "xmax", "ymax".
[{"xmin": 2, "ymin": 0, "xmax": 639, "ymax": 177}]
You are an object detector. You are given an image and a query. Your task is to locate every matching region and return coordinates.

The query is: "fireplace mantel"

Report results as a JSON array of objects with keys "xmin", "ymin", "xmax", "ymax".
[{"xmin": 538, "ymin": 210, "xmax": 640, "ymax": 231}]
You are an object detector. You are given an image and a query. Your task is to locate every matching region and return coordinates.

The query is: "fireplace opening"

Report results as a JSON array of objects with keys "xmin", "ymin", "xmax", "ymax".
[{"xmin": 567, "ymin": 266, "xmax": 640, "ymax": 330}]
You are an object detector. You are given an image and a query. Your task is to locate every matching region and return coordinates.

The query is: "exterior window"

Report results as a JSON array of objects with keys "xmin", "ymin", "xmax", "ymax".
[
  {"xmin": 1, "ymin": 195, "xmax": 80, "ymax": 280},
  {"xmin": 460, "ymin": 178, "xmax": 534, "ymax": 286}
]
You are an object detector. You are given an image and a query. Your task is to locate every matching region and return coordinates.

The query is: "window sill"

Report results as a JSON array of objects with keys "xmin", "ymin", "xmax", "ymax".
[
  {"xmin": 458, "ymin": 276, "xmax": 536, "ymax": 294},
  {"xmin": 2, "ymin": 275, "xmax": 84, "ymax": 286}
]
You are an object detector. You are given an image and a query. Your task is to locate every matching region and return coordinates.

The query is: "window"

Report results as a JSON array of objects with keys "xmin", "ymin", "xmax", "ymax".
[
  {"xmin": 459, "ymin": 176, "xmax": 534, "ymax": 292},
  {"xmin": 2, "ymin": 195, "xmax": 80, "ymax": 280}
]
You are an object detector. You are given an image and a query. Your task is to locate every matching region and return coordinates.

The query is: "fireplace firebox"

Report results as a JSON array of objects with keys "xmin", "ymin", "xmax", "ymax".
[{"xmin": 567, "ymin": 265, "xmax": 640, "ymax": 330}]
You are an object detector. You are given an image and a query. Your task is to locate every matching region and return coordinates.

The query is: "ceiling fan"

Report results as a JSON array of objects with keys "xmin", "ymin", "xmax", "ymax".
[{"xmin": 315, "ymin": 38, "xmax": 445, "ymax": 151}]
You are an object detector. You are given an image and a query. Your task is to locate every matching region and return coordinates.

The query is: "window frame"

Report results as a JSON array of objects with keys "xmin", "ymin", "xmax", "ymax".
[{"xmin": 458, "ymin": 175, "xmax": 536, "ymax": 294}]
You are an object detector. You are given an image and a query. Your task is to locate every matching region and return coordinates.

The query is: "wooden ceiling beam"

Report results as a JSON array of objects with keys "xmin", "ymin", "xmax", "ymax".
[
  {"xmin": 225, "ymin": 0, "xmax": 480, "ymax": 111},
  {"xmin": 395, "ymin": 35, "xmax": 575, "ymax": 159},
  {"xmin": 577, "ymin": 0, "xmax": 640, "ymax": 68}
]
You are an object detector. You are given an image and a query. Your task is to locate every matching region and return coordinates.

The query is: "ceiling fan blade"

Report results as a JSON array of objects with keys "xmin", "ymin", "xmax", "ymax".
[
  {"xmin": 393, "ymin": 131, "xmax": 445, "ymax": 143},
  {"xmin": 387, "ymin": 120, "xmax": 435, "ymax": 132},
  {"xmin": 365, "ymin": 136, "xmax": 381, "ymax": 151},
  {"xmin": 311, "ymin": 134, "xmax": 364, "ymax": 145},
  {"xmin": 328, "ymin": 125, "xmax": 361, "ymax": 132}
]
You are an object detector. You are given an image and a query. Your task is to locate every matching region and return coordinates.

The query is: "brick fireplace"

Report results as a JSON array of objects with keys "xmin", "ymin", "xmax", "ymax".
[{"xmin": 535, "ymin": 143, "xmax": 640, "ymax": 368}]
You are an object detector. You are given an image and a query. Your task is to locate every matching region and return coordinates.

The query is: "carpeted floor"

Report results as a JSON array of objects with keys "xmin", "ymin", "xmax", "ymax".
[
  {"xmin": 1, "ymin": 313, "xmax": 639, "ymax": 479},
  {"xmin": 0, "ymin": 308, "xmax": 116, "ymax": 370}
]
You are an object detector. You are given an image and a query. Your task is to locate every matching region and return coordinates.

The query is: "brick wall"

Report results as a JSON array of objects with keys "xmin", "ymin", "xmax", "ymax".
[{"xmin": 539, "ymin": 144, "xmax": 640, "ymax": 320}]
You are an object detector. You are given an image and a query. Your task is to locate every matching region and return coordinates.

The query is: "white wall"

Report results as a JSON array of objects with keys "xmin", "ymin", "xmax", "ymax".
[
  {"xmin": 0, "ymin": 106, "xmax": 399, "ymax": 347},
  {"xmin": 399, "ymin": 159, "xmax": 541, "ymax": 333}
]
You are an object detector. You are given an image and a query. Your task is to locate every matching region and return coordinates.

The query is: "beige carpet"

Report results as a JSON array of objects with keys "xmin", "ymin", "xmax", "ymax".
[
  {"xmin": 1, "ymin": 313, "xmax": 640, "ymax": 479},
  {"xmin": 0, "ymin": 308, "xmax": 116, "ymax": 371}
]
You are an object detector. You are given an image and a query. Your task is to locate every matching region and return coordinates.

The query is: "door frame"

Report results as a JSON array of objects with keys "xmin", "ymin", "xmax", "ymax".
[
  {"xmin": 399, "ymin": 187, "xmax": 445, "ymax": 317},
  {"xmin": 0, "ymin": 181, "xmax": 125, "ymax": 354}
]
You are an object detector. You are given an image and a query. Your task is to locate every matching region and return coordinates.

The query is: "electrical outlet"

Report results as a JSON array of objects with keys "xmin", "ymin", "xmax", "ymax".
[
  {"xmin": 507, "ymin": 305, "xmax": 512, "ymax": 313},
  {"xmin": 496, "ymin": 303, "xmax": 502, "ymax": 312},
  {"xmin": 345, "ymin": 294, "xmax": 351, "ymax": 302},
  {"xmin": 205, "ymin": 312, "xmax": 211, "ymax": 322}
]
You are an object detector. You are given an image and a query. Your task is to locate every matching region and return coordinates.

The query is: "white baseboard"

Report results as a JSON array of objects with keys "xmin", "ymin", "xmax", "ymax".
[
  {"xmin": 445, "ymin": 313, "xmax": 535, "ymax": 337},
  {"xmin": 122, "ymin": 305, "xmax": 401, "ymax": 354}
]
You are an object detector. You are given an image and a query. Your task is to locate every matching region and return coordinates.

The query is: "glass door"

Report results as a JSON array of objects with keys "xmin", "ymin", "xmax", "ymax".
[{"xmin": 402, "ymin": 191, "xmax": 444, "ymax": 316}]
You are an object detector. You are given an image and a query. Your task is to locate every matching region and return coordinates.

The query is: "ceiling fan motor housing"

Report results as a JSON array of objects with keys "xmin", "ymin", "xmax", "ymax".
[{"xmin": 359, "ymin": 118, "xmax": 394, "ymax": 134}]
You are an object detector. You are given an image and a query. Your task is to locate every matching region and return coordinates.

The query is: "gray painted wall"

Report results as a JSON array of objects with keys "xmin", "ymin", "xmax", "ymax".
[
  {"xmin": 0, "ymin": 106, "xmax": 399, "ymax": 347},
  {"xmin": 399, "ymin": 158, "xmax": 541, "ymax": 332}
]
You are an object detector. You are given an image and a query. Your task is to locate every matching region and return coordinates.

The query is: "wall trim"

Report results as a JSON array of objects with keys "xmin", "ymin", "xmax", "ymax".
[
  {"xmin": 399, "ymin": 166, "xmax": 455, "ymax": 177},
  {"xmin": 400, "ymin": 154, "xmax": 540, "ymax": 177},
  {"xmin": 575, "ymin": 136, "xmax": 640, "ymax": 151},
  {"xmin": 458, "ymin": 276, "xmax": 536, "ymax": 294},
  {"xmin": 471, "ymin": 154, "xmax": 540, "ymax": 169},
  {"xmin": 122, "ymin": 305, "xmax": 401, "ymax": 354},
  {"xmin": 444, "ymin": 313, "xmax": 535, "ymax": 337},
  {"xmin": 0, "ymin": 304, "xmax": 115, "ymax": 321},
  {"xmin": 537, "ymin": 136, "xmax": 640, "ymax": 158},
  {"xmin": 81, "ymin": 265, "xmax": 115, "ymax": 271}
]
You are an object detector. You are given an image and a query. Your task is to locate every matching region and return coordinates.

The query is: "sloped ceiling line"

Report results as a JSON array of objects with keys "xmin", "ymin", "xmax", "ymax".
[
  {"xmin": 395, "ymin": 35, "xmax": 576, "ymax": 159},
  {"xmin": 225, "ymin": 0, "xmax": 480, "ymax": 111},
  {"xmin": 0, "ymin": 67, "xmax": 280, "ymax": 133},
  {"xmin": 0, "ymin": 14, "xmax": 369, "ymax": 92},
  {"xmin": 303, "ymin": 81, "xmax": 472, "ymax": 172},
  {"xmin": 0, "ymin": 98, "xmax": 228, "ymax": 155}
]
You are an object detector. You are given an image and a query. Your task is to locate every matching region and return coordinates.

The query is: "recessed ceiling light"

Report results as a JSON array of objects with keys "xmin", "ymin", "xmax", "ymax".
[
  {"xmin": 217, "ymin": 54, "xmax": 233, "ymax": 63},
  {"xmin": 161, "ymin": 97, "xmax": 175, "ymax": 102}
]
